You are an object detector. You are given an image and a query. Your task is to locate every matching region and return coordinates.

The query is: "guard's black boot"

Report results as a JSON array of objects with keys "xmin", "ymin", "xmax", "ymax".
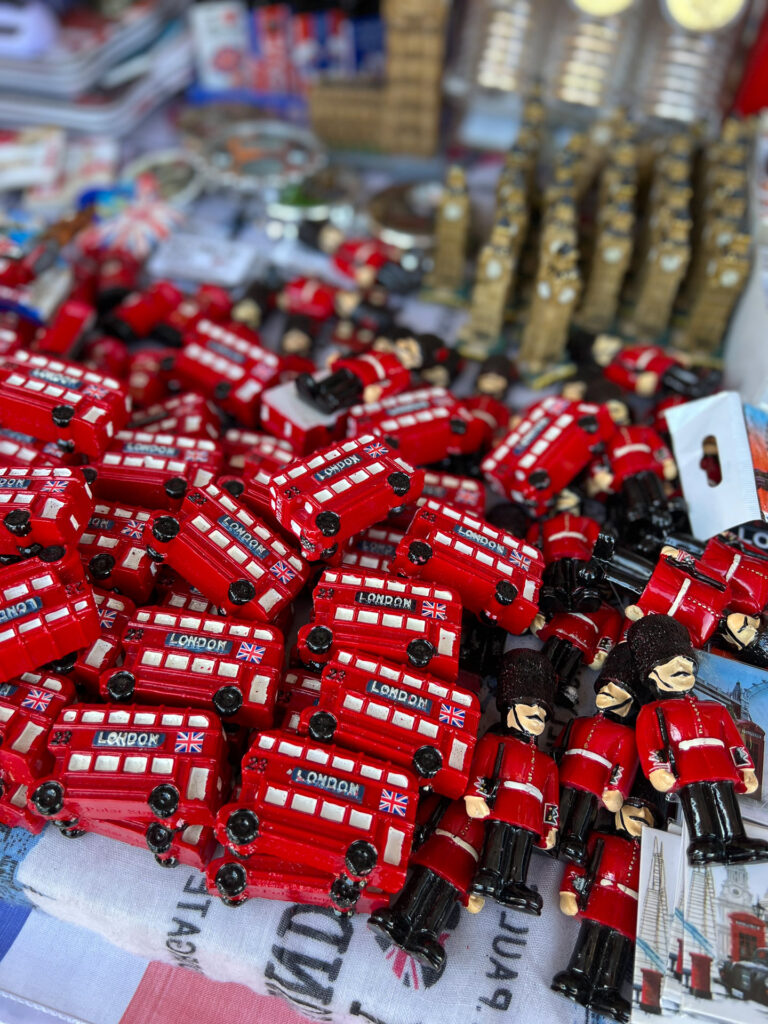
[
  {"xmin": 680, "ymin": 782, "xmax": 727, "ymax": 865},
  {"xmin": 368, "ymin": 866, "xmax": 436, "ymax": 949},
  {"xmin": 557, "ymin": 788, "xmax": 599, "ymax": 866},
  {"xmin": 715, "ymin": 781, "xmax": 768, "ymax": 864},
  {"xmin": 471, "ymin": 819, "xmax": 513, "ymax": 900},
  {"xmin": 551, "ymin": 920, "xmax": 606, "ymax": 1006},
  {"xmin": 495, "ymin": 826, "xmax": 539, "ymax": 913},
  {"xmin": 587, "ymin": 930, "xmax": 633, "ymax": 1024},
  {"xmin": 405, "ymin": 877, "xmax": 459, "ymax": 971}
]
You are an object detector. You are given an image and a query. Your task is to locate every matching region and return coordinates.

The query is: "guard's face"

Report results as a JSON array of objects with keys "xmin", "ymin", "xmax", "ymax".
[
  {"xmin": 508, "ymin": 702, "xmax": 548, "ymax": 736},
  {"xmin": 592, "ymin": 334, "xmax": 622, "ymax": 367},
  {"xmin": 281, "ymin": 328, "xmax": 311, "ymax": 356},
  {"xmin": 477, "ymin": 372, "xmax": 506, "ymax": 397},
  {"xmin": 616, "ymin": 804, "xmax": 653, "ymax": 837},
  {"xmin": 318, "ymin": 223, "xmax": 344, "ymax": 253},
  {"xmin": 724, "ymin": 613, "xmax": 759, "ymax": 650},
  {"xmin": 334, "ymin": 291, "xmax": 359, "ymax": 317},
  {"xmin": 650, "ymin": 655, "xmax": 696, "ymax": 693},
  {"xmin": 606, "ymin": 399, "xmax": 630, "ymax": 426},
  {"xmin": 395, "ymin": 338, "xmax": 422, "ymax": 370},
  {"xmin": 595, "ymin": 680, "xmax": 633, "ymax": 717}
]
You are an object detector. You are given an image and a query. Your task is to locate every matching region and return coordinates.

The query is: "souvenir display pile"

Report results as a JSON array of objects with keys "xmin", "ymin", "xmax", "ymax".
[{"xmin": 0, "ymin": 12, "xmax": 764, "ymax": 1020}]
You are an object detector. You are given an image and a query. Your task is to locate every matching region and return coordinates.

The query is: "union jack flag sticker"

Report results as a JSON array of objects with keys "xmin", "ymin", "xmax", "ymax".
[
  {"xmin": 175, "ymin": 731, "xmax": 204, "ymax": 753},
  {"xmin": 439, "ymin": 703, "xmax": 465, "ymax": 728},
  {"xmin": 120, "ymin": 519, "xmax": 145, "ymax": 540},
  {"xmin": 98, "ymin": 607, "xmax": 118, "ymax": 629},
  {"xmin": 270, "ymin": 560, "xmax": 296, "ymax": 584},
  {"xmin": 421, "ymin": 600, "xmax": 447, "ymax": 620},
  {"xmin": 509, "ymin": 549, "xmax": 532, "ymax": 572},
  {"xmin": 83, "ymin": 384, "xmax": 110, "ymax": 401},
  {"xmin": 379, "ymin": 790, "xmax": 409, "ymax": 817},
  {"xmin": 364, "ymin": 441, "xmax": 389, "ymax": 459},
  {"xmin": 236, "ymin": 642, "xmax": 265, "ymax": 664},
  {"xmin": 21, "ymin": 688, "xmax": 53, "ymax": 712},
  {"xmin": 40, "ymin": 478, "xmax": 69, "ymax": 495}
]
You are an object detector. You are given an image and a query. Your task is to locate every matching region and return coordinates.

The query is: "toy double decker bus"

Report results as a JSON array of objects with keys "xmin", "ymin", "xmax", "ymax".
[
  {"xmin": 232, "ymin": 436, "xmax": 296, "ymax": 518},
  {"xmin": 30, "ymin": 704, "xmax": 230, "ymax": 831},
  {"xmin": 0, "ymin": 427, "xmax": 58, "ymax": 469},
  {"xmin": 0, "ymin": 351, "xmax": 131, "ymax": 458},
  {"xmin": 346, "ymin": 387, "xmax": 486, "ymax": 466},
  {"xmin": 0, "ymin": 466, "xmax": 94, "ymax": 555},
  {"xmin": 69, "ymin": 815, "xmax": 218, "ymax": 869},
  {"xmin": 299, "ymin": 651, "xmax": 479, "ymax": 798},
  {"xmin": 128, "ymin": 393, "xmax": 220, "ymax": 440},
  {"xmin": 102, "ymin": 607, "xmax": 283, "ymax": 728},
  {"xmin": 481, "ymin": 396, "xmax": 615, "ymax": 515},
  {"xmin": 276, "ymin": 668, "xmax": 321, "ymax": 733},
  {"xmin": 269, "ymin": 434, "xmax": 424, "ymax": 561},
  {"xmin": 79, "ymin": 503, "xmax": 157, "ymax": 604},
  {"xmin": 73, "ymin": 589, "xmax": 135, "ymax": 692},
  {"xmin": 145, "ymin": 483, "xmax": 309, "ymax": 621},
  {"xmin": 340, "ymin": 525, "xmax": 405, "ymax": 573},
  {"xmin": 91, "ymin": 430, "xmax": 222, "ymax": 510},
  {"xmin": 207, "ymin": 852, "xmax": 390, "ymax": 913},
  {"xmin": 0, "ymin": 549, "xmax": 99, "ymax": 682},
  {"xmin": 391, "ymin": 500, "xmax": 544, "ymax": 634},
  {"xmin": 214, "ymin": 730, "xmax": 418, "ymax": 908},
  {"xmin": 222, "ymin": 429, "xmax": 294, "ymax": 474},
  {"xmin": 0, "ymin": 670, "xmax": 76, "ymax": 784},
  {"xmin": 388, "ymin": 471, "xmax": 486, "ymax": 530},
  {"xmin": 297, "ymin": 568, "xmax": 462, "ymax": 681},
  {"xmin": 174, "ymin": 319, "xmax": 283, "ymax": 427}
]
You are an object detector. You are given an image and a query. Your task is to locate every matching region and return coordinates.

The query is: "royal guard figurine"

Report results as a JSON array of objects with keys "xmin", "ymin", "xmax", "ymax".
[
  {"xmin": 527, "ymin": 491, "xmax": 602, "ymax": 616},
  {"xmin": 631, "ymin": 614, "xmax": 768, "ymax": 865},
  {"xmin": 295, "ymin": 349, "xmax": 410, "ymax": 414},
  {"xmin": 587, "ymin": 422, "xmax": 677, "ymax": 535},
  {"xmin": 367, "ymin": 798, "xmax": 486, "ymax": 970},
  {"xmin": 473, "ymin": 355, "xmax": 517, "ymax": 403},
  {"xmin": 552, "ymin": 777, "xmax": 663, "ymax": 1023},
  {"xmin": 717, "ymin": 612, "xmax": 768, "ymax": 668},
  {"xmin": 532, "ymin": 603, "xmax": 624, "ymax": 709},
  {"xmin": 555, "ymin": 643, "xmax": 642, "ymax": 864},
  {"xmin": 588, "ymin": 535, "xmax": 731, "ymax": 649},
  {"xmin": 464, "ymin": 649, "xmax": 559, "ymax": 915}
]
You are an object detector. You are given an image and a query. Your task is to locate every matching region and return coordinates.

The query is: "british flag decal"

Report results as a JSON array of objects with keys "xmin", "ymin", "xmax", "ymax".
[
  {"xmin": 421, "ymin": 600, "xmax": 447, "ymax": 620},
  {"xmin": 40, "ymin": 478, "xmax": 69, "ymax": 495},
  {"xmin": 98, "ymin": 607, "xmax": 118, "ymax": 629},
  {"xmin": 379, "ymin": 790, "xmax": 409, "ymax": 817},
  {"xmin": 83, "ymin": 384, "xmax": 110, "ymax": 401},
  {"xmin": 175, "ymin": 731, "xmax": 204, "ymax": 753},
  {"xmin": 439, "ymin": 703, "xmax": 465, "ymax": 728},
  {"xmin": 120, "ymin": 519, "xmax": 145, "ymax": 540},
  {"xmin": 363, "ymin": 441, "xmax": 389, "ymax": 459},
  {"xmin": 21, "ymin": 689, "xmax": 53, "ymax": 712},
  {"xmin": 509, "ymin": 549, "xmax": 532, "ymax": 572},
  {"xmin": 236, "ymin": 642, "xmax": 265, "ymax": 664},
  {"xmin": 270, "ymin": 560, "xmax": 296, "ymax": 584}
]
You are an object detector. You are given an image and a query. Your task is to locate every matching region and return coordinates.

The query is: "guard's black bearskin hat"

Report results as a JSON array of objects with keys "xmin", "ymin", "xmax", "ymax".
[
  {"xmin": 626, "ymin": 614, "xmax": 696, "ymax": 686},
  {"xmin": 593, "ymin": 642, "xmax": 639, "ymax": 697},
  {"xmin": 622, "ymin": 772, "xmax": 667, "ymax": 829},
  {"xmin": 497, "ymin": 648, "xmax": 557, "ymax": 717}
]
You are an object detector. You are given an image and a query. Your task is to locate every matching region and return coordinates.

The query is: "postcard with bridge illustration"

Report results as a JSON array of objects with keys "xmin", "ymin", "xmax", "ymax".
[{"xmin": 695, "ymin": 650, "xmax": 768, "ymax": 828}]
